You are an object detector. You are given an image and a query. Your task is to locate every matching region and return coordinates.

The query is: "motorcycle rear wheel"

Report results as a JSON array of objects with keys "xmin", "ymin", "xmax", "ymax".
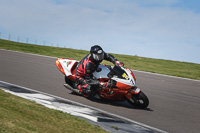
[{"xmin": 127, "ymin": 91, "xmax": 149, "ymax": 109}]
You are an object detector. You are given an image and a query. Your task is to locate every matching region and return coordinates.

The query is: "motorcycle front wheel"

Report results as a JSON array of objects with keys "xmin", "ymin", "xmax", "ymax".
[{"xmin": 127, "ymin": 91, "xmax": 149, "ymax": 109}]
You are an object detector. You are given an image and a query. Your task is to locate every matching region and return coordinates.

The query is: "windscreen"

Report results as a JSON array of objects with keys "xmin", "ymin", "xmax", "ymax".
[{"xmin": 108, "ymin": 65, "xmax": 128, "ymax": 80}]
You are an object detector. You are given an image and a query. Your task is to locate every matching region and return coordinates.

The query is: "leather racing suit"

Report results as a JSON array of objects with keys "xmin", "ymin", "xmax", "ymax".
[{"xmin": 74, "ymin": 52, "xmax": 122, "ymax": 95}]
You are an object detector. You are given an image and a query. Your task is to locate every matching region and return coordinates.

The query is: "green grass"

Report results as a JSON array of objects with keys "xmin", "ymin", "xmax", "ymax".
[
  {"xmin": 0, "ymin": 39, "xmax": 200, "ymax": 80},
  {"xmin": 0, "ymin": 89, "xmax": 108, "ymax": 133}
]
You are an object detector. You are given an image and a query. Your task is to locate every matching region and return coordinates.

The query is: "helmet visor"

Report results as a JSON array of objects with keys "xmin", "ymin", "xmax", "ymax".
[{"xmin": 92, "ymin": 52, "xmax": 104, "ymax": 61}]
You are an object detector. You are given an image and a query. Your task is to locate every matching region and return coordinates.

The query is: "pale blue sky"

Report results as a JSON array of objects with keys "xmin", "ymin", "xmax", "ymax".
[{"xmin": 0, "ymin": 0, "xmax": 199, "ymax": 64}]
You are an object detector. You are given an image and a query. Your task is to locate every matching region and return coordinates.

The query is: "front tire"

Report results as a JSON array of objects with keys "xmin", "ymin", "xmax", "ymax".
[{"xmin": 127, "ymin": 91, "xmax": 149, "ymax": 109}]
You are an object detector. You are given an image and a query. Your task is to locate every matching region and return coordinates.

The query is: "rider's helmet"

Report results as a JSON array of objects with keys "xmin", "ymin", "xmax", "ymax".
[{"xmin": 90, "ymin": 45, "xmax": 105, "ymax": 61}]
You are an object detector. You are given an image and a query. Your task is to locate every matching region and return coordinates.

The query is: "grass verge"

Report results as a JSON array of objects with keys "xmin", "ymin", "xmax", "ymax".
[
  {"xmin": 0, "ymin": 39, "xmax": 199, "ymax": 80},
  {"xmin": 0, "ymin": 89, "xmax": 108, "ymax": 133}
]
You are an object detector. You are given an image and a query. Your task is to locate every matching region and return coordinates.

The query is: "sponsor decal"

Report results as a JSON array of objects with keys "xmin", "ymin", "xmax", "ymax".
[
  {"xmin": 122, "ymin": 73, "xmax": 129, "ymax": 80},
  {"xmin": 135, "ymin": 88, "xmax": 141, "ymax": 93},
  {"xmin": 66, "ymin": 61, "xmax": 72, "ymax": 67},
  {"xmin": 130, "ymin": 79, "xmax": 134, "ymax": 84}
]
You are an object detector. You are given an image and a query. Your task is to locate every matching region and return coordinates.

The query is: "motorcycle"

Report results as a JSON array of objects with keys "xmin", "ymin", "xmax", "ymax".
[{"xmin": 56, "ymin": 58, "xmax": 149, "ymax": 109}]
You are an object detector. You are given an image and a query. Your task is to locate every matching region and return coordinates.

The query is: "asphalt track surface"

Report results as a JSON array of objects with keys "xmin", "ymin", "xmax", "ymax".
[{"xmin": 0, "ymin": 49, "xmax": 200, "ymax": 133}]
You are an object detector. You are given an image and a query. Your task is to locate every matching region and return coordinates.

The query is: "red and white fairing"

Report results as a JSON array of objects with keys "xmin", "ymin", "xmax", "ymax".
[
  {"xmin": 56, "ymin": 58, "xmax": 78, "ymax": 80},
  {"xmin": 93, "ymin": 65, "xmax": 136, "ymax": 88}
]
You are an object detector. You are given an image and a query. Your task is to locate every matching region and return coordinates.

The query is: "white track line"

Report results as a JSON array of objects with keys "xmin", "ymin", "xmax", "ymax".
[
  {"xmin": 132, "ymin": 70, "xmax": 200, "ymax": 82},
  {"xmin": 0, "ymin": 48, "xmax": 56, "ymax": 59}
]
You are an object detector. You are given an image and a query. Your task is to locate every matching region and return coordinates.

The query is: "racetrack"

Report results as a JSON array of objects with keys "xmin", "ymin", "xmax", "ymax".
[{"xmin": 1, "ymin": 49, "xmax": 200, "ymax": 133}]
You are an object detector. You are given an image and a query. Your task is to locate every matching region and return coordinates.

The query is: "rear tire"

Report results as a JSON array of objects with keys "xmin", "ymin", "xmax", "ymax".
[{"xmin": 127, "ymin": 91, "xmax": 149, "ymax": 109}]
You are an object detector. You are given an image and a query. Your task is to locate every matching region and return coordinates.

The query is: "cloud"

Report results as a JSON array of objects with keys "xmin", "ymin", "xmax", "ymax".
[{"xmin": 0, "ymin": 0, "xmax": 199, "ymax": 63}]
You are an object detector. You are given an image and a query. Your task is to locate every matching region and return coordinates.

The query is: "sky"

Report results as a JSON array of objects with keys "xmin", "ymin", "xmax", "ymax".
[{"xmin": 0, "ymin": 0, "xmax": 200, "ymax": 64}]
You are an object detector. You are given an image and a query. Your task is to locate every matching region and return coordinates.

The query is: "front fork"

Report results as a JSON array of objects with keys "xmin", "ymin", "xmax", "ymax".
[{"xmin": 124, "ymin": 86, "xmax": 141, "ymax": 100}]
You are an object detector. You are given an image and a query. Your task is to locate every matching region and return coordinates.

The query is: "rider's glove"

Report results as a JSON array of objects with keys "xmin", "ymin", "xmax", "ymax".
[
  {"xmin": 115, "ymin": 60, "xmax": 124, "ymax": 67},
  {"xmin": 100, "ymin": 82, "xmax": 112, "ymax": 89}
]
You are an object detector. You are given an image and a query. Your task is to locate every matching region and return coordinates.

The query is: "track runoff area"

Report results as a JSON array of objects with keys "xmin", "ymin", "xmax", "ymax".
[{"xmin": 0, "ymin": 81, "xmax": 167, "ymax": 133}]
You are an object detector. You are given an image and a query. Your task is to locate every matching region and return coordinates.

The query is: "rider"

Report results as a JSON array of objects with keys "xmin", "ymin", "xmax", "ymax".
[{"xmin": 75, "ymin": 45, "xmax": 124, "ymax": 96}]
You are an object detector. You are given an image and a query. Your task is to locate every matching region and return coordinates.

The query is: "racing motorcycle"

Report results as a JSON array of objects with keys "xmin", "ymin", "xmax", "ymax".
[{"xmin": 56, "ymin": 58, "xmax": 149, "ymax": 109}]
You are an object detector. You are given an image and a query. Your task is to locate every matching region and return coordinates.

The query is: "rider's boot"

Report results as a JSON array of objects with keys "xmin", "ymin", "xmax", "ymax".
[{"xmin": 80, "ymin": 85, "xmax": 92, "ymax": 97}]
